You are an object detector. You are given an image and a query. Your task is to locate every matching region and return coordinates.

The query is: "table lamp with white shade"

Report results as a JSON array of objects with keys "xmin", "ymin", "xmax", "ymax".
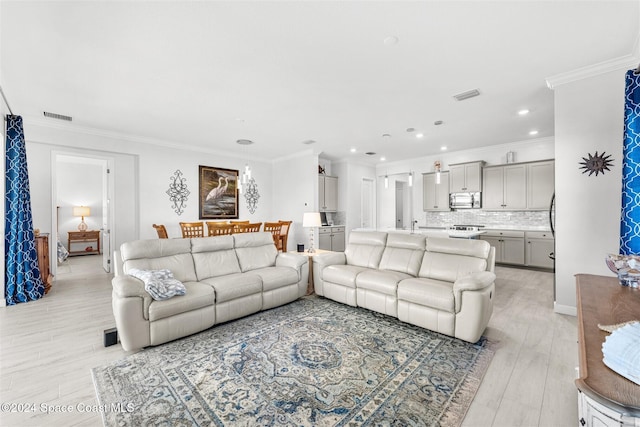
[
  {"xmin": 302, "ymin": 212, "xmax": 322, "ymax": 253},
  {"xmin": 73, "ymin": 206, "xmax": 91, "ymax": 231}
]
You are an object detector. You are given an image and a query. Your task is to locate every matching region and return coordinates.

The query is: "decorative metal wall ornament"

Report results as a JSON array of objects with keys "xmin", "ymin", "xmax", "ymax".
[
  {"xmin": 579, "ymin": 151, "xmax": 614, "ymax": 176},
  {"xmin": 166, "ymin": 170, "xmax": 190, "ymax": 215},
  {"xmin": 244, "ymin": 177, "xmax": 260, "ymax": 214}
]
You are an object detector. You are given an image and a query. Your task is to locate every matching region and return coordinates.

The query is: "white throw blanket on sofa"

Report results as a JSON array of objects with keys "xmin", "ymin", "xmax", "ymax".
[{"xmin": 127, "ymin": 268, "xmax": 186, "ymax": 301}]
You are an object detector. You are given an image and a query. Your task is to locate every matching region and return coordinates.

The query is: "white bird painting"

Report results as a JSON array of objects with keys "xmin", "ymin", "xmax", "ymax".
[{"xmin": 205, "ymin": 176, "xmax": 229, "ymax": 202}]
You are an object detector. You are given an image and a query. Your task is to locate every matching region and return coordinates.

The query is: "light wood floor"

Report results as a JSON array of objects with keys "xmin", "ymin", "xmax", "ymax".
[{"xmin": 0, "ymin": 256, "xmax": 577, "ymax": 426}]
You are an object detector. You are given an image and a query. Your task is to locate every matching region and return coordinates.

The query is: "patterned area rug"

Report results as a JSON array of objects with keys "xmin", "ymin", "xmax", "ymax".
[{"xmin": 92, "ymin": 297, "xmax": 494, "ymax": 426}]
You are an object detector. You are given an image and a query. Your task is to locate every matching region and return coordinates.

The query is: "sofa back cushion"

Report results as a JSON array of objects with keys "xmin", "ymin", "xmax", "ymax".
[
  {"xmin": 419, "ymin": 237, "xmax": 490, "ymax": 282},
  {"xmin": 379, "ymin": 233, "xmax": 426, "ymax": 276},
  {"xmin": 120, "ymin": 239, "xmax": 197, "ymax": 282},
  {"xmin": 234, "ymin": 232, "xmax": 278, "ymax": 272},
  {"xmin": 345, "ymin": 231, "xmax": 387, "ymax": 269},
  {"xmin": 191, "ymin": 236, "xmax": 241, "ymax": 280}
]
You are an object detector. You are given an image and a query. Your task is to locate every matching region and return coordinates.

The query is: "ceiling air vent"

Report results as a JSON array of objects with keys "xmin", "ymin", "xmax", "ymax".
[
  {"xmin": 43, "ymin": 111, "xmax": 72, "ymax": 121},
  {"xmin": 453, "ymin": 89, "xmax": 481, "ymax": 101},
  {"xmin": 365, "ymin": 152, "xmax": 377, "ymax": 156}
]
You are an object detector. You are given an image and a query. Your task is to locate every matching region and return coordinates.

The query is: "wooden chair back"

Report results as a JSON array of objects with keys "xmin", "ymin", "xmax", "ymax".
[
  {"xmin": 234, "ymin": 222, "xmax": 262, "ymax": 233},
  {"xmin": 206, "ymin": 221, "xmax": 235, "ymax": 236},
  {"xmin": 278, "ymin": 220, "xmax": 293, "ymax": 252},
  {"xmin": 179, "ymin": 221, "xmax": 204, "ymax": 238},
  {"xmin": 152, "ymin": 224, "xmax": 169, "ymax": 239},
  {"xmin": 264, "ymin": 222, "xmax": 284, "ymax": 250},
  {"xmin": 230, "ymin": 220, "xmax": 250, "ymax": 233}
]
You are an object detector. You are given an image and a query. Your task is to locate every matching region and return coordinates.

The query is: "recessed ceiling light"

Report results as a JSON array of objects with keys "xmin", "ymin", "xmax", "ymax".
[
  {"xmin": 441, "ymin": 146, "xmax": 448, "ymax": 151},
  {"xmin": 416, "ymin": 133, "xmax": 424, "ymax": 138},
  {"xmin": 406, "ymin": 128, "xmax": 415, "ymax": 133},
  {"xmin": 350, "ymin": 148, "xmax": 356, "ymax": 153},
  {"xmin": 382, "ymin": 133, "xmax": 391, "ymax": 138},
  {"xmin": 301, "ymin": 139, "xmax": 316, "ymax": 145},
  {"xmin": 529, "ymin": 130, "xmax": 539, "ymax": 135},
  {"xmin": 383, "ymin": 36, "xmax": 399, "ymax": 46},
  {"xmin": 518, "ymin": 109, "xmax": 530, "ymax": 116},
  {"xmin": 380, "ymin": 156, "xmax": 386, "ymax": 161},
  {"xmin": 236, "ymin": 139, "xmax": 254, "ymax": 145}
]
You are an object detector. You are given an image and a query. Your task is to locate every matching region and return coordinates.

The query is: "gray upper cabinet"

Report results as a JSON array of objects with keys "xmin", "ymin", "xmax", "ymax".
[
  {"xmin": 527, "ymin": 160, "xmax": 555, "ymax": 210},
  {"xmin": 423, "ymin": 171, "xmax": 450, "ymax": 211},
  {"xmin": 483, "ymin": 159, "xmax": 554, "ymax": 210},
  {"xmin": 483, "ymin": 164, "xmax": 527, "ymax": 210},
  {"xmin": 449, "ymin": 161, "xmax": 484, "ymax": 193},
  {"xmin": 319, "ymin": 175, "xmax": 338, "ymax": 212}
]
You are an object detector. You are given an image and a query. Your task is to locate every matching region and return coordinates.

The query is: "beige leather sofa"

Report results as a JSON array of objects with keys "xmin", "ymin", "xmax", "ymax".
[
  {"xmin": 313, "ymin": 231, "xmax": 496, "ymax": 343},
  {"xmin": 112, "ymin": 232, "xmax": 308, "ymax": 351}
]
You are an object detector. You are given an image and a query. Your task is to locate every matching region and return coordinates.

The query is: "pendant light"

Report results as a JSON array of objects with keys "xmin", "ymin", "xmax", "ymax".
[
  {"xmin": 408, "ymin": 171, "xmax": 413, "ymax": 187},
  {"xmin": 434, "ymin": 161, "xmax": 442, "ymax": 184},
  {"xmin": 237, "ymin": 139, "xmax": 254, "ymax": 193}
]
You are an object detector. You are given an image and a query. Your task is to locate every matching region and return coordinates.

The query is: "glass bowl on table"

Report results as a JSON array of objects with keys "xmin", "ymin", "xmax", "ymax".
[{"xmin": 606, "ymin": 254, "xmax": 640, "ymax": 288}]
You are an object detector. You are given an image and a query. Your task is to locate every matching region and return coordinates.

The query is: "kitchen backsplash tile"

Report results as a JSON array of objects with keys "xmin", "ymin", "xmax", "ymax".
[{"xmin": 424, "ymin": 210, "xmax": 550, "ymax": 229}]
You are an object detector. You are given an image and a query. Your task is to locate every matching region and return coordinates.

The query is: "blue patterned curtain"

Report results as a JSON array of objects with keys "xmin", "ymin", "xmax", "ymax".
[{"xmin": 5, "ymin": 115, "xmax": 44, "ymax": 305}]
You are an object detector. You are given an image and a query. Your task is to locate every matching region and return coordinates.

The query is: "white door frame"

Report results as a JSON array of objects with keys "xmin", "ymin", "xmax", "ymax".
[{"xmin": 51, "ymin": 151, "xmax": 115, "ymax": 275}]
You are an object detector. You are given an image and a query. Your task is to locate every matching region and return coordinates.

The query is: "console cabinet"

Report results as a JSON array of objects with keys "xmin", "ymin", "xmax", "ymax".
[
  {"xmin": 35, "ymin": 234, "xmax": 53, "ymax": 294},
  {"xmin": 318, "ymin": 226, "xmax": 345, "ymax": 252},
  {"xmin": 423, "ymin": 171, "xmax": 450, "ymax": 211},
  {"xmin": 575, "ymin": 274, "xmax": 640, "ymax": 427}
]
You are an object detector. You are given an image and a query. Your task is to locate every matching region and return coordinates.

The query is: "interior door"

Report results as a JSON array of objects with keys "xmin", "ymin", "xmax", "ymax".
[{"xmin": 361, "ymin": 178, "xmax": 374, "ymax": 228}]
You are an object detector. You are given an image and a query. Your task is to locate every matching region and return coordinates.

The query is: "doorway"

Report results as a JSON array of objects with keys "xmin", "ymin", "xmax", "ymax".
[{"xmin": 52, "ymin": 153, "xmax": 114, "ymax": 276}]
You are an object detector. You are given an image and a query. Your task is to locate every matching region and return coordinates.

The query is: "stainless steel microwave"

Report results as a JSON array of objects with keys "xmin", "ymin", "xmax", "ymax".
[{"xmin": 449, "ymin": 192, "xmax": 481, "ymax": 209}]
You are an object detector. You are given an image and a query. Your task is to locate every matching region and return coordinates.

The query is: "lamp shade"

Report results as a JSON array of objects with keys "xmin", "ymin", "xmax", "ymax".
[
  {"xmin": 73, "ymin": 206, "xmax": 91, "ymax": 217},
  {"xmin": 302, "ymin": 212, "xmax": 322, "ymax": 228}
]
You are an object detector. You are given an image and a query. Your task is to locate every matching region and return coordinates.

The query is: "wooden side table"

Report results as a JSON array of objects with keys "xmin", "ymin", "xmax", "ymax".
[
  {"xmin": 68, "ymin": 230, "xmax": 100, "ymax": 256},
  {"xmin": 35, "ymin": 233, "xmax": 53, "ymax": 294},
  {"xmin": 301, "ymin": 249, "xmax": 332, "ymax": 295}
]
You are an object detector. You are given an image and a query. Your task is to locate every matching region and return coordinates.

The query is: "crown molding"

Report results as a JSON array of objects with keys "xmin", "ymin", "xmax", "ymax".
[
  {"xmin": 22, "ymin": 115, "xmax": 268, "ymax": 163},
  {"xmin": 546, "ymin": 53, "xmax": 640, "ymax": 90}
]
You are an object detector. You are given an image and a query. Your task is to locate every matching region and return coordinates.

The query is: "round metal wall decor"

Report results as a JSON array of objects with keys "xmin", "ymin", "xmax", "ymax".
[{"xmin": 579, "ymin": 151, "xmax": 614, "ymax": 176}]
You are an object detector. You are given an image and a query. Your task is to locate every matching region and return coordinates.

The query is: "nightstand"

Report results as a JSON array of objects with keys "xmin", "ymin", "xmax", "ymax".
[{"xmin": 68, "ymin": 230, "xmax": 100, "ymax": 256}]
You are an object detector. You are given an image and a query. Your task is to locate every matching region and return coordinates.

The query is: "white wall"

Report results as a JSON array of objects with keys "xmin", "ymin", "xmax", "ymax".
[
  {"xmin": 333, "ymin": 160, "xmax": 376, "ymax": 236},
  {"xmin": 271, "ymin": 150, "xmax": 318, "ymax": 251},
  {"xmin": 553, "ymin": 68, "xmax": 626, "ymax": 314}
]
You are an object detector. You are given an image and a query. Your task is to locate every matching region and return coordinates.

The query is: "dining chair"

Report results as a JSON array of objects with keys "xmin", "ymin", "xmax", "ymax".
[
  {"xmin": 230, "ymin": 220, "xmax": 250, "ymax": 233},
  {"xmin": 234, "ymin": 222, "xmax": 262, "ymax": 233},
  {"xmin": 278, "ymin": 220, "xmax": 293, "ymax": 252},
  {"xmin": 152, "ymin": 224, "xmax": 169, "ymax": 239},
  {"xmin": 264, "ymin": 222, "xmax": 284, "ymax": 250},
  {"xmin": 179, "ymin": 221, "xmax": 204, "ymax": 238},
  {"xmin": 206, "ymin": 221, "xmax": 235, "ymax": 236}
]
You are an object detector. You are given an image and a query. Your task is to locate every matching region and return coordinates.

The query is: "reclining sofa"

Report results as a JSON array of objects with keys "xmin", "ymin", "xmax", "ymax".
[
  {"xmin": 112, "ymin": 232, "xmax": 308, "ymax": 351},
  {"xmin": 313, "ymin": 231, "xmax": 496, "ymax": 343}
]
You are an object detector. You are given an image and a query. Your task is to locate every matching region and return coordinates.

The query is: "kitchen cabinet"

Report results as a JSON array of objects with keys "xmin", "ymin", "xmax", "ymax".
[
  {"xmin": 481, "ymin": 230, "xmax": 525, "ymax": 265},
  {"xmin": 527, "ymin": 160, "xmax": 555, "ymax": 210},
  {"xmin": 483, "ymin": 164, "xmax": 527, "ymax": 210},
  {"xmin": 319, "ymin": 175, "xmax": 338, "ymax": 212},
  {"xmin": 449, "ymin": 161, "xmax": 484, "ymax": 192},
  {"xmin": 423, "ymin": 171, "xmax": 450, "ymax": 211},
  {"xmin": 525, "ymin": 231, "xmax": 554, "ymax": 269},
  {"xmin": 319, "ymin": 226, "xmax": 345, "ymax": 251}
]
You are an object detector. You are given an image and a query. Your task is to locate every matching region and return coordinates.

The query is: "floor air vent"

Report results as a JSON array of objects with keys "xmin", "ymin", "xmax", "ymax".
[{"xmin": 43, "ymin": 111, "xmax": 73, "ymax": 121}]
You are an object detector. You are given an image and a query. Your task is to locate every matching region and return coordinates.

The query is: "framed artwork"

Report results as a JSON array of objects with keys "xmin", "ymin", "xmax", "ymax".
[{"xmin": 199, "ymin": 165, "xmax": 239, "ymax": 219}]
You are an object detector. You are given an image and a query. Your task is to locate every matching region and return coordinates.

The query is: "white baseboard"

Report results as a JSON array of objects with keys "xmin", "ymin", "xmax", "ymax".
[{"xmin": 554, "ymin": 302, "xmax": 577, "ymax": 316}]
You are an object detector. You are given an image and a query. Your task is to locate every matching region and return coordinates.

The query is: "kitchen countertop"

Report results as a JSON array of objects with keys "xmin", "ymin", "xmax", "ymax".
[{"xmin": 421, "ymin": 225, "xmax": 552, "ymax": 232}]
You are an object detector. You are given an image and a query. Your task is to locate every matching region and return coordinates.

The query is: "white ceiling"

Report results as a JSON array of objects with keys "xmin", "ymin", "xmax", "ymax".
[{"xmin": 1, "ymin": 1, "xmax": 639, "ymax": 165}]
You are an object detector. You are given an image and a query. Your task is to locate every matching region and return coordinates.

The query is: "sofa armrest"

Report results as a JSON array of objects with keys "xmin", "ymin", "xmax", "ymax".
[
  {"xmin": 276, "ymin": 252, "xmax": 308, "ymax": 270},
  {"xmin": 453, "ymin": 271, "xmax": 496, "ymax": 312},
  {"xmin": 314, "ymin": 252, "xmax": 347, "ymax": 269},
  {"xmin": 112, "ymin": 274, "xmax": 148, "ymax": 299}
]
